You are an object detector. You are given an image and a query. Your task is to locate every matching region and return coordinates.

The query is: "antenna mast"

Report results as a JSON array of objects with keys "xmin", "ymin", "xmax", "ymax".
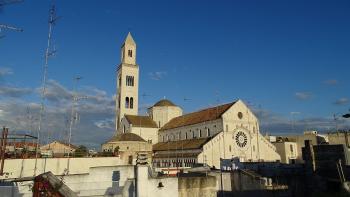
[
  {"xmin": 0, "ymin": 0, "xmax": 23, "ymax": 38},
  {"xmin": 34, "ymin": 1, "xmax": 58, "ymax": 176}
]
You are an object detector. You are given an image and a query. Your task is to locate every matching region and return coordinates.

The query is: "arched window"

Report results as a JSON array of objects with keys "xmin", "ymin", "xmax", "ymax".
[
  {"xmin": 126, "ymin": 76, "xmax": 134, "ymax": 86},
  {"xmin": 123, "ymin": 125, "xmax": 126, "ymax": 133},
  {"xmin": 207, "ymin": 128, "xmax": 211, "ymax": 137},
  {"xmin": 125, "ymin": 97, "xmax": 129, "ymax": 108},
  {"xmin": 185, "ymin": 133, "xmax": 188, "ymax": 139},
  {"xmin": 128, "ymin": 50, "xmax": 132, "ymax": 57},
  {"xmin": 130, "ymin": 97, "xmax": 133, "ymax": 109}
]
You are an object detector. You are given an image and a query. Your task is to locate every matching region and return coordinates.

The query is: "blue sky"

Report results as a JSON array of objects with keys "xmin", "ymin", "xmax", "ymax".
[{"xmin": 1, "ymin": 0, "xmax": 350, "ymax": 148}]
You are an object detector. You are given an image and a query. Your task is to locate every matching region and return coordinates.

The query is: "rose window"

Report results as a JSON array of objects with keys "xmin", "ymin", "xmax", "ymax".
[{"xmin": 235, "ymin": 131, "xmax": 247, "ymax": 148}]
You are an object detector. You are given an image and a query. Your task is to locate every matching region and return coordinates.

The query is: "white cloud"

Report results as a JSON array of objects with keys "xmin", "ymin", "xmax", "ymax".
[
  {"xmin": 0, "ymin": 85, "xmax": 32, "ymax": 97},
  {"xmin": 334, "ymin": 98, "xmax": 349, "ymax": 105},
  {"xmin": 94, "ymin": 119, "xmax": 115, "ymax": 129},
  {"xmin": 0, "ymin": 67, "xmax": 13, "ymax": 76},
  {"xmin": 148, "ymin": 71, "xmax": 167, "ymax": 80},
  {"xmin": 252, "ymin": 107, "xmax": 350, "ymax": 134},
  {"xmin": 324, "ymin": 79, "xmax": 338, "ymax": 85},
  {"xmin": 295, "ymin": 92, "xmax": 313, "ymax": 100},
  {"xmin": 0, "ymin": 79, "xmax": 115, "ymax": 149}
]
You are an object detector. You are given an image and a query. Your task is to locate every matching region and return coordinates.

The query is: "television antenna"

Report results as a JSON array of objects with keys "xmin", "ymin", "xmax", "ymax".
[
  {"xmin": 0, "ymin": 0, "xmax": 23, "ymax": 38},
  {"xmin": 34, "ymin": 1, "xmax": 59, "ymax": 176}
]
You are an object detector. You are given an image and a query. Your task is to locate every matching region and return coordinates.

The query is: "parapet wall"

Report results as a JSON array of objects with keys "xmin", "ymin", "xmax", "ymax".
[
  {"xmin": 1, "ymin": 157, "xmax": 123, "ymax": 179},
  {"xmin": 178, "ymin": 176, "xmax": 216, "ymax": 197}
]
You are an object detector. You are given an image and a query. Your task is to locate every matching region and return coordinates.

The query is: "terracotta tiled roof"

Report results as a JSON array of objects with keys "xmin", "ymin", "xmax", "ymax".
[
  {"xmin": 7, "ymin": 142, "xmax": 38, "ymax": 147},
  {"xmin": 125, "ymin": 115, "xmax": 158, "ymax": 128},
  {"xmin": 153, "ymin": 99, "xmax": 177, "ymax": 107},
  {"xmin": 108, "ymin": 133, "xmax": 146, "ymax": 142},
  {"xmin": 153, "ymin": 137, "xmax": 214, "ymax": 151},
  {"xmin": 45, "ymin": 141, "xmax": 78, "ymax": 150},
  {"xmin": 159, "ymin": 101, "xmax": 236, "ymax": 131}
]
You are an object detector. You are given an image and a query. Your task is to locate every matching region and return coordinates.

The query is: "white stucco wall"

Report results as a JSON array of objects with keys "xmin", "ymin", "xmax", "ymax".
[
  {"xmin": 273, "ymin": 142, "xmax": 298, "ymax": 164},
  {"xmin": 137, "ymin": 166, "xmax": 178, "ymax": 197},
  {"xmin": 0, "ymin": 157, "xmax": 123, "ymax": 180},
  {"xmin": 131, "ymin": 126, "xmax": 159, "ymax": 144},
  {"xmin": 149, "ymin": 106, "xmax": 183, "ymax": 128}
]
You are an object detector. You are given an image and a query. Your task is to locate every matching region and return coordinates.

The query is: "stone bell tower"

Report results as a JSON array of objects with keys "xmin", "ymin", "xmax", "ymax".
[{"xmin": 116, "ymin": 32, "xmax": 139, "ymax": 133}]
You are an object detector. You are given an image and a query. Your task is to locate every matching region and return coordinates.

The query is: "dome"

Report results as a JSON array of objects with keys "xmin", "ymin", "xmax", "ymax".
[{"xmin": 153, "ymin": 99, "xmax": 177, "ymax": 107}]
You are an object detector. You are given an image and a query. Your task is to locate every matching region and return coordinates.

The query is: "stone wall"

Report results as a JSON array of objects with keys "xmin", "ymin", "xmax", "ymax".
[{"xmin": 178, "ymin": 176, "xmax": 216, "ymax": 197}]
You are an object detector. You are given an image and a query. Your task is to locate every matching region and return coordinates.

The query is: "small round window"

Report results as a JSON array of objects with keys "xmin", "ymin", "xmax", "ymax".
[{"xmin": 238, "ymin": 112, "xmax": 243, "ymax": 119}]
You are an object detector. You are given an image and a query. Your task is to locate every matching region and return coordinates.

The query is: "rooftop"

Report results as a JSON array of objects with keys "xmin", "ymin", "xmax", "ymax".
[
  {"xmin": 107, "ymin": 133, "xmax": 146, "ymax": 142},
  {"xmin": 153, "ymin": 137, "xmax": 215, "ymax": 151},
  {"xmin": 153, "ymin": 99, "xmax": 177, "ymax": 107},
  {"xmin": 125, "ymin": 115, "xmax": 158, "ymax": 128},
  {"xmin": 159, "ymin": 101, "xmax": 236, "ymax": 131}
]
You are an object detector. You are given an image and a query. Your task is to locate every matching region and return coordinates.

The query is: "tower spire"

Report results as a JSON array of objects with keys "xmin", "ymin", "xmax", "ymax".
[{"xmin": 123, "ymin": 32, "xmax": 136, "ymax": 46}]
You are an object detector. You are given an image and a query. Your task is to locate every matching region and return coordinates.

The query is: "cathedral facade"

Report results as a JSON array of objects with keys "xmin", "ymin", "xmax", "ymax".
[{"xmin": 104, "ymin": 33, "xmax": 281, "ymax": 169}]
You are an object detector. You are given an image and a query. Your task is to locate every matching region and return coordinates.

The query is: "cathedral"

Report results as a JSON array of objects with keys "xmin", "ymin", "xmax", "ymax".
[{"xmin": 102, "ymin": 33, "xmax": 281, "ymax": 169}]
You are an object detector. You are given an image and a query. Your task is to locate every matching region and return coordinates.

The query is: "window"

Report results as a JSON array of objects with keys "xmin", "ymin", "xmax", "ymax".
[
  {"xmin": 199, "ymin": 129, "xmax": 202, "ymax": 138},
  {"xmin": 123, "ymin": 125, "xmax": 126, "ymax": 133},
  {"xmin": 290, "ymin": 144, "xmax": 293, "ymax": 153},
  {"xmin": 130, "ymin": 97, "xmax": 133, "ymax": 109},
  {"xmin": 126, "ymin": 76, "xmax": 134, "ymax": 86},
  {"xmin": 125, "ymin": 97, "xmax": 129, "ymax": 108},
  {"xmin": 185, "ymin": 133, "xmax": 188, "ymax": 139},
  {"xmin": 207, "ymin": 128, "xmax": 211, "ymax": 137},
  {"xmin": 128, "ymin": 50, "xmax": 133, "ymax": 57},
  {"xmin": 192, "ymin": 131, "xmax": 195, "ymax": 138},
  {"xmin": 162, "ymin": 135, "xmax": 165, "ymax": 142},
  {"xmin": 229, "ymin": 145, "xmax": 232, "ymax": 152}
]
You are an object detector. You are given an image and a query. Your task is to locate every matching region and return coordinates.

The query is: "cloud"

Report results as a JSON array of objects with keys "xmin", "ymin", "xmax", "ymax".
[
  {"xmin": 295, "ymin": 92, "xmax": 313, "ymax": 100},
  {"xmin": 0, "ymin": 67, "xmax": 13, "ymax": 83},
  {"xmin": 0, "ymin": 79, "xmax": 115, "ymax": 149},
  {"xmin": 0, "ymin": 85, "xmax": 32, "ymax": 97},
  {"xmin": 148, "ymin": 71, "xmax": 167, "ymax": 80},
  {"xmin": 252, "ymin": 106, "xmax": 350, "ymax": 135},
  {"xmin": 334, "ymin": 98, "xmax": 349, "ymax": 105},
  {"xmin": 94, "ymin": 119, "xmax": 115, "ymax": 129},
  {"xmin": 0, "ymin": 67, "xmax": 13, "ymax": 76},
  {"xmin": 324, "ymin": 79, "xmax": 338, "ymax": 85}
]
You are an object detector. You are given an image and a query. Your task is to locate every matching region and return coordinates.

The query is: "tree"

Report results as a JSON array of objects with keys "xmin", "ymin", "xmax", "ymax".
[{"xmin": 75, "ymin": 145, "xmax": 88, "ymax": 157}]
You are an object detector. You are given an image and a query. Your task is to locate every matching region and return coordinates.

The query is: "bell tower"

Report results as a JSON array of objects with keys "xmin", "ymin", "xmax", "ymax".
[{"xmin": 116, "ymin": 32, "xmax": 139, "ymax": 133}]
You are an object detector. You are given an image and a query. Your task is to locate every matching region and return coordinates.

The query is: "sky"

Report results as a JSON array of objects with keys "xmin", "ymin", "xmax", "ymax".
[{"xmin": 0, "ymin": 0, "xmax": 350, "ymax": 149}]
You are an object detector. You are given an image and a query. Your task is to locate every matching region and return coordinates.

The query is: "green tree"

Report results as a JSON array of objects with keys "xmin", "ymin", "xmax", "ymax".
[{"xmin": 75, "ymin": 145, "xmax": 88, "ymax": 157}]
